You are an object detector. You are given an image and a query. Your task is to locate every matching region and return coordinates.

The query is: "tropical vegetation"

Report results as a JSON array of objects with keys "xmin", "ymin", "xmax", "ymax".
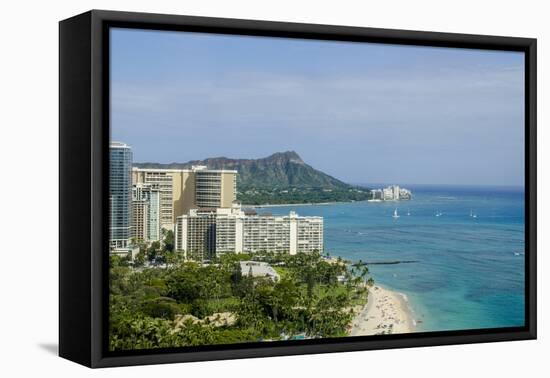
[{"xmin": 109, "ymin": 246, "xmax": 373, "ymax": 351}]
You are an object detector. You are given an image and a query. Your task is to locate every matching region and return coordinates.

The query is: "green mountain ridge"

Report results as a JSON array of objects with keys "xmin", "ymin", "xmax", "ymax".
[{"xmin": 134, "ymin": 151, "xmax": 370, "ymax": 205}]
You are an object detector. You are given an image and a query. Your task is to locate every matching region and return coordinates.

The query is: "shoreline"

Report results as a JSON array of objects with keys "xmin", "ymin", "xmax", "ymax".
[
  {"xmin": 242, "ymin": 198, "xmax": 412, "ymax": 208},
  {"xmin": 243, "ymin": 201, "xmax": 357, "ymax": 208},
  {"xmin": 349, "ymin": 285, "xmax": 416, "ymax": 336}
]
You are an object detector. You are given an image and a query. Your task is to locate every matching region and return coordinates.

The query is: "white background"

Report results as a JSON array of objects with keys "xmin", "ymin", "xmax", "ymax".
[{"xmin": 0, "ymin": 0, "xmax": 546, "ymax": 376}]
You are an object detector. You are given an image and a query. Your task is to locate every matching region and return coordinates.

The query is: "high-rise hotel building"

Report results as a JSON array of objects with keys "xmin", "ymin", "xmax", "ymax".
[
  {"xmin": 175, "ymin": 205, "xmax": 324, "ymax": 261},
  {"xmin": 131, "ymin": 183, "xmax": 161, "ymax": 242},
  {"xmin": 109, "ymin": 142, "xmax": 133, "ymax": 248},
  {"xmin": 195, "ymin": 167, "xmax": 237, "ymax": 208},
  {"xmin": 131, "ymin": 198, "xmax": 149, "ymax": 243},
  {"xmin": 127, "ymin": 159, "xmax": 323, "ymax": 260},
  {"xmin": 132, "ymin": 166, "xmax": 237, "ymax": 230}
]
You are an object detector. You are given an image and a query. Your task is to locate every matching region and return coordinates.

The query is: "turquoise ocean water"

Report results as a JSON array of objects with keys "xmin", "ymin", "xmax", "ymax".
[{"xmin": 255, "ymin": 185, "xmax": 525, "ymax": 333}]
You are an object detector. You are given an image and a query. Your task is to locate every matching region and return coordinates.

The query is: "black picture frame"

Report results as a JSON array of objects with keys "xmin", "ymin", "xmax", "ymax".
[{"xmin": 59, "ymin": 9, "xmax": 537, "ymax": 368}]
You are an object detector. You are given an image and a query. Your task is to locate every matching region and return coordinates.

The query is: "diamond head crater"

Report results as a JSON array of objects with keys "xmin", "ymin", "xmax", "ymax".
[{"xmin": 133, "ymin": 151, "xmax": 370, "ymax": 205}]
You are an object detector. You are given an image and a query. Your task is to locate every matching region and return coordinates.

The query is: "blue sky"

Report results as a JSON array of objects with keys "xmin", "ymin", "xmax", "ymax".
[{"xmin": 111, "ymin": 28, "xmax": 525, "ymax": 186}]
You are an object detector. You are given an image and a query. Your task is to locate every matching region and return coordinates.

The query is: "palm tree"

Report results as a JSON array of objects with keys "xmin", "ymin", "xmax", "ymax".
[{"xmin": 359, "ymin": 265, "xmax": 369, "ymax": 283}]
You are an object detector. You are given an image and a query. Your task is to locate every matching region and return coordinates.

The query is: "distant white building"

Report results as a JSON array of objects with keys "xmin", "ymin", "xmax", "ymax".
[
  {"xmin": 399, "ymin": 187, "xmax": 412, "ymax": 200},
  {"xmin": 370, "ymin": 189, "xmax": 383, "ymax": 200},
  {"xmin": 383, "ymin": 186, "xmax": 397, "ymax": 200},
  {"xmin": 375, "ymin": 185, "xmax": 412, "ymax": 201}
]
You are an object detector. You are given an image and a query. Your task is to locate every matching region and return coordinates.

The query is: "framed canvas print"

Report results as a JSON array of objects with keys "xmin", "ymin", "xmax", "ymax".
[{"xmin": 59, "ymin": 10, "xmax": 537, "ymax": 368}]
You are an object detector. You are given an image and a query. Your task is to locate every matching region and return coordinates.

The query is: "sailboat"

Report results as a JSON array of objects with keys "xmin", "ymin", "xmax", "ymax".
[
  {"xmin": 392, "ymin": 208, "xmax": 400, "ymax": 218},
  {"xmin": 470, "ymin": 209, "xmax": 478, "ymax": 218},
  {"xmin": 407, "ymin": 208, "xmax": 411, "ymax": 216},
  {"xmin": 435, "ymin": 211, "xmax": 442, "ymax": 217}
]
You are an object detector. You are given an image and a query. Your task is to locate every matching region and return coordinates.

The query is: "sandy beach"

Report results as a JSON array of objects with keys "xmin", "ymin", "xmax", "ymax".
[{"xmin": 350, "ymin": 285, "xmax": 416, "ymax": 336}]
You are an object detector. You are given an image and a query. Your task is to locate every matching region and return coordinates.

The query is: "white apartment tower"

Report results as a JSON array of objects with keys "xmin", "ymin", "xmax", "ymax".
[{"xmin": 175, "ymin": 206, "xmax": 323, "ymax": 260}]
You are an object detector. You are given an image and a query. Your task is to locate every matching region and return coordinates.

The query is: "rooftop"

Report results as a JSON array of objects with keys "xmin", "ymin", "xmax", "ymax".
[
  {"xmin": 132, "ymin": 167, "xmax": 238, "ymax": 174},
  {"xmin": 110, "ymin": 141, "xmax": 131, "ymax": 149},
  {"xmin": 240, "ymin": 261, "xmax": 280, "ymax": 281}
]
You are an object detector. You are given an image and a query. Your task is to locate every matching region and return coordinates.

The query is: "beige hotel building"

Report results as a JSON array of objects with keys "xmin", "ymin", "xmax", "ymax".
[{"xmin": 132, "ymin": 165, "xmax": 237, "ymax": 230}]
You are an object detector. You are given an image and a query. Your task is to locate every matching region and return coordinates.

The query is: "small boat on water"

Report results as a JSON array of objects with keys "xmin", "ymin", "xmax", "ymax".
[
  {"xmin": 470, "ymin": 209, "xmax": 478, "ymax": 218},
  {"xmin": 392, "ymin": 208, "xmax": 400, "ymax": 218},
  {"xmin": 407, "ymin": 209, "xmax": 411, "ymax": 216},
  {"xmin": 435, "ymin": 211, "xmax": 442, "ymax": 217}
]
